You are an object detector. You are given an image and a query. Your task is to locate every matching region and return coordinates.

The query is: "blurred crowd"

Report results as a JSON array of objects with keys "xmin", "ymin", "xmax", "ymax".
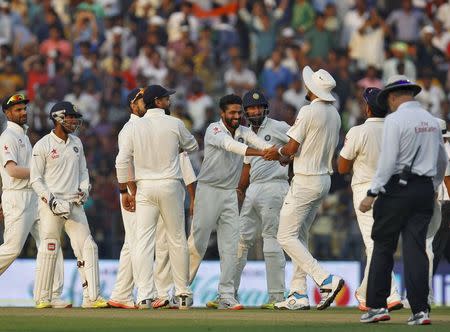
[{"xmin": 0, "ymin": 0, "xmax": 449, "ymax": 261}]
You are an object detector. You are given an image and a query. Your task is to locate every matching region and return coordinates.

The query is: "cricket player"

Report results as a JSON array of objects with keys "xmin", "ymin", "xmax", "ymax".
[
  {"xmin": 187, "ymin": 94, "xmax": 272, "ymax": 310},
  {"xmin": 31, "ymin": 101, "xmax": 108, "ymax": 308},
  {"xmin": 337, "ymin": 87, "xmax": 402, "ymax": 311},
  {"xmin": 115, "ymin": 85, "xmax": 198, "ymax": 309},
  {"xmin": 264, "ymin": 66, "xmax": 344, "ymax": 310},
  {"xmin": 0, "ymin": 93, "xmax": 69, "ymax": 308},
  {"xmin": 233, "ymin": 90, "xmax": 290, "ymax": 309}
]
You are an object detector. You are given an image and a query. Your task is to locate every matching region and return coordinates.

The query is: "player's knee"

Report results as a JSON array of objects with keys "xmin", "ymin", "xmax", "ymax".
[
  {"xmin": 263, "ymin": 237, "xmax": 282, "ymax": 254},
  {"xmin": 40, "ymin": 238, "xmax": 59, "ymax": 256}
]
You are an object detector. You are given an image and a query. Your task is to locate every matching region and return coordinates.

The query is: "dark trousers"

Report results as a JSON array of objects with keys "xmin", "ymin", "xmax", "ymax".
[
  {"xmin": 367, "ymin": 175, "xmax": 434, "ymax": 314},
  {"xmin": 432, "ymin": 201, "xmax": 450, "ymax": 273}
]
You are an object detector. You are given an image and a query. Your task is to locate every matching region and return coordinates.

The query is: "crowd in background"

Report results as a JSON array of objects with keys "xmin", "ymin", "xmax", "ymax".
[{"xmin": 0, "ymin": 0, "xmax": 449, "ymax": 261}]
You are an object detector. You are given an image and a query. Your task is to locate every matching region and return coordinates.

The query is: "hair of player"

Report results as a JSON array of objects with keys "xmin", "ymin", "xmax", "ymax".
[{"xmin": 219, "ymin": 94, "xmax": 242, "ymax": 112}]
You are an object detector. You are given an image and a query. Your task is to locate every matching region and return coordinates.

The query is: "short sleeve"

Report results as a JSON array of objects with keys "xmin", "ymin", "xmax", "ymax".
[
  {"xmin": 286, "ymin": 107, "xmax": 310, "ymax": 144},
  {"xmin": 340, "ymin": 127, "xmax": 359, "ymax": 161}
]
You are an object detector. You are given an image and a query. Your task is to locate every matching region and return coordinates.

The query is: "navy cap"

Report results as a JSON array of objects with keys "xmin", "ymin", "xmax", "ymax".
[
  {"xmin": 127, "ymin": 88, "xmax": 143, "ymax": 107},
  {"xmin": 363, "ymin": 87, "xmax": 388, "ymax": 117},
  {"xmin": 143, "ymin": 85, "xmax": 176, "ymax": 106},
  {"xmin": 242, "ymin": 90, "xmax": 269, "ymax": 109},
  {"xmin": 49, "ymin": 101, "xmax": 82, "ymax": 120},
  {"xmin": 2, "ymin": 93, "xmax": 29, "ymax": 111}
]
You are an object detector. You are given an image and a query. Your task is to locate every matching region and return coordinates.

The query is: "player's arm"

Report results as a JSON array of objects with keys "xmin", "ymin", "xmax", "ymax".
[
  {"xmin": 4, "ymin": 161, "xmax": 30, "ymax": 179},
  {"xmin": 115, "ymin": 124, "xmax": 135, "ymax": 212},
  {"xmin": 337, "ymin": 157, "xmax": 353, "ymax": 174},
  {"xmin": 338, "ymin": 128, "xmax": 358, "ymax": 174},
  {"xmin": 237, "ymin": 162, "xmax": 250, "ymax": 193},
  {"xmin": 76, "ymin": 142, "xmax": 91, "ymax": 204},
  {"xmin": 444, "ymin": 176, "xmax": 450, "ymax": 197},
  {"xmin": 209, "ymin": 127, "xmax": 267, "ymax": 157},
  {"xmin": 178, "ymin": 120, "xmax": 199, "ymax": 153},
  {"xmin": 179, "ymin": 151, "xmax": 197, "ymax": 217}
]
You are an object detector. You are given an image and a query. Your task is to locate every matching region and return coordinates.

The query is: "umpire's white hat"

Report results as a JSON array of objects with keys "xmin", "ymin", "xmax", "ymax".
[{"xmin": 302, "ymin": 66, "xmax": 336, "ymax": 102}]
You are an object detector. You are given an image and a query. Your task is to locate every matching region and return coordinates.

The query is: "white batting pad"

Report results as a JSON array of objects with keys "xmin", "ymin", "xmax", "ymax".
[
  {"xmin": 34, "ymin": 239, "xmax": 59, "ymax": 302},
  {"xmin": 81, "ymin": 235, "xmax": 100, "ymax": 301}
]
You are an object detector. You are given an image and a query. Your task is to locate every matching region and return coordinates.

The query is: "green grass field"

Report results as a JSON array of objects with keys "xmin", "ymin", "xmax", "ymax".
[{"xmin": 0, "ymin": 307, "xmax": 449, "ymax": 332}]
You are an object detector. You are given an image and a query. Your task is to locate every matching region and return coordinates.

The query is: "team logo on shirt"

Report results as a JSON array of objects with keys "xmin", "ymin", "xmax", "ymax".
[
  {"xmin": 212, "ymin": 126, "xmax": 221, "ymax": 135},
  {"xmin": 18, "ymin": 138, "xmax": 25, "ymax": 148},
  {"xmin": 73, "ymin": 146, "xmax": 79, "ymax": 153},
  {"xmin": 237, "ymin": 137, "xmax": 244, "ymax": 143},
  {"xmin": 3, "ymin": 145, "xmax": 9, "ymax": 154},
  {"xmin": 50, "ymin": 148, "xmax": 59, "ymax": 159},
  {"xmin": 264, "ymin": 134, "xmax": 271, "ymax": 141}
]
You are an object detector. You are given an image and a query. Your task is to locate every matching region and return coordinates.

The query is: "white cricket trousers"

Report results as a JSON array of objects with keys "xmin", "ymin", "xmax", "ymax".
[
  {"xmin": 235, "ymin": 181, "xmax": 288, "ymax": 301},
  {"xmin": 134, "ymin": 179, "xmax": 190, "ymax": 303},
  {"xmin": 35, "ymin": 200, "xmax": 99, "ymax": 302},
  {"xmin": 425, "ymin": 200, "xmax": 441, "ymax": 304},
  {"xmin": 188, "ymin": 182, "xmax": 239, "ymax": 298},
  {"xmin": 110, "ymin": 194, "xmax": 138, "ymax": 303},
  {"xmin": 154, "ymin": 217, "xmax": 174, "ymax": 299},
  {"xmin": 0, "ymin": 190, "xmax": 63, "ymax": 297},
  {"xmin": 352, "ymin": 182, "xmax": 400, "ymax": 303},
  {"xmin": 277, "ymin": 174, "xmax": 331, "ymax": 294}
]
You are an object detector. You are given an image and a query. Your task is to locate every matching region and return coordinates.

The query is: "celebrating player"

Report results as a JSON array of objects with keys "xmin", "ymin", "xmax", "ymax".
[{"xmin": 30, "ymin": 101, "xmax": 108, "ymax": 308}]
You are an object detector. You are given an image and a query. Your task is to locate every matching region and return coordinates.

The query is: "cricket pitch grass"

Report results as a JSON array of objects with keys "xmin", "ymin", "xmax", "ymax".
[{"xmin": 0, "ymin": 307, "xmax": 449, "ymax": 331}]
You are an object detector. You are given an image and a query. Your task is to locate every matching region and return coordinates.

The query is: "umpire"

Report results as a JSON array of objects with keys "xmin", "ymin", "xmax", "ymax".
[{"xmin": 358, "ymin": 75, "xmax": 448, "ymax": 325}]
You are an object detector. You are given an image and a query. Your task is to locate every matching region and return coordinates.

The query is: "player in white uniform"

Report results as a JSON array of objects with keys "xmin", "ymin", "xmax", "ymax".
[
  {"xmin": 115, "ymin": 85, "xmax": 198, "ymax": 309},
  {"xmin": 31, "ymin": 101, "xmax": 108, "ymax": 308},
  {"xmin": 233, "ymin": 90, "xmax": 290, "ymax": 309},
  {"xmin": 187, "ymin": 94, "xmax": 271, "ymax": 310},
  {"xmin": 0, "ymin": 93, "xmax": 69, "ymax": 308},
  {"xmin": 264, "ymin": 66, "xmax": 344, "ymax": 310},
  {"xmin": 338, "ymin": 88, "xmax": 402, "ymax": 311}
]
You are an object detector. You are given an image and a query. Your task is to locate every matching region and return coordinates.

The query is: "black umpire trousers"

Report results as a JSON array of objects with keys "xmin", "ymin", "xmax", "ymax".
[{"xmin": 367, "ymin": 175, "xmax": 434, "ymax": 314}]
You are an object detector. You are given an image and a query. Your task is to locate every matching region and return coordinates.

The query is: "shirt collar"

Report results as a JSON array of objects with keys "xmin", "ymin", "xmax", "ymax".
[
  {"xmin": 7, "ymin": 121, "xmax": 29, "ymax": 134},
  {"xmin": 219, "ymin": 119, "xmax": 242, "ymax": 137},
  {"xmin": 130, "ymin": 113, "xmax": 140, "ymax": 121},
  {"xmin": 397, "ymin": 101, "xmax": 421, "ymax": 111},
  {"xmin": 310, "ymin": 98, "xmax": 324, "ymax": 105},
  {"xmin": 365, "ymin": 117, "xmax": 385, "ymax": 123},
  {"xmin": 50, "ymin": 130, "xmax": 71, "ymax": 144},
  {"xmin": 144, "ymin": 108, "xmax": 166, "ymax": 117}
]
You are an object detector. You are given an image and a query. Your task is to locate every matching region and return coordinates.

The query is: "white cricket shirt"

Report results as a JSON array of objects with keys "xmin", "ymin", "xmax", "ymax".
[
  {"xmin": 370, "ymin": 101, "xmax": 448, "ymax": 194},
  {"xmin": 340, "ymin": 118, "xmax": 384, "ymax": 186},
  {"xmin": 0, "ymin": 121, "xmax": 32, "ymax": 190},
  {"xmin": 287, "ymin": 99, "xmax": 341, "ymax": 176},
  {"xmin": 30, "ymin": 131, "xmax": 90, "ymax": 201},
  {"xmin": 197, "ymin": 120, "xmax": 271, "ymax": 189},
  {"xmin": 115, "ymin": 108, "xmax": 198, "ymax": 183},
  {"xmin": 244, "ymin": 117, "xmax": 290, "ymax": 183}
]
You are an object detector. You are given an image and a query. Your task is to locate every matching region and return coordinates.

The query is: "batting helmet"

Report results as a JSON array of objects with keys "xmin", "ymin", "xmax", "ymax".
[
  {"xmin": 49, "ymin": 101, "xmax": 82, "ymax": 132},
  {"xmin": 242, "ymin": 90, "xmax": 269, "ymax": 126}
]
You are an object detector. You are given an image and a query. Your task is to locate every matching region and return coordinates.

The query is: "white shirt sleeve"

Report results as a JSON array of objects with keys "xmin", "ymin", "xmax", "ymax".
[
  {"xmin": 244, "ymin": 128, "xmax": 272, "ymax": 150},
  {"xmin": 208, "ymin": 127, "xmax": 248, "ymax": 156},
  {"xmin": 179, "ymin": 152, "xmax": 197, "ymax": 186},
  {"xmin": 287, "ymin": 108, "xmax": 310, "ymax": 144},
  {"xmin": 0, "ymin": 135, "xmax": 18, "ymax": 166},
  {"xmin": 178, "ymin": 120, "xmax": 199, "ymax": 153},
  {"xmin": 370, "ymin": 119, "xmax": 401, "ymax": 194},
  {"xmin": 434, "ymin": 136, "xmax": 448, "ymax": 190},
  {"xmin": 340, "ymin": 127, "xmax": 359, "ymax": 161},
  {"xmin": 274, "ymin": 121, "xmax": 291, "ymax": 144},
  {"xmin": 78, "ymin": 141, "xmax": 90, "ymax": 193},
  {"xmin": 115, "ymin": 123, "xmax": 134, "ymax": 184},
  {"xmin": 30, "ymin": 142, "xmax": 50, "ymax": 200}
]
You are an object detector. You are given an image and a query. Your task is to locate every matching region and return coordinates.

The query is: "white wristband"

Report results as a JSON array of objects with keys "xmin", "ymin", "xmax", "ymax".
[{"xmin": 278, "ymin": 147, "xmax": 286, "ymax": 157}]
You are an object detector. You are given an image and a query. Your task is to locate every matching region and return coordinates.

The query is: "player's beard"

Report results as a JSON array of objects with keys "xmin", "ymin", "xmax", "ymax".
[{"xmin": 225, "ymin": 116, "xmax": 240, "ymax": 129}]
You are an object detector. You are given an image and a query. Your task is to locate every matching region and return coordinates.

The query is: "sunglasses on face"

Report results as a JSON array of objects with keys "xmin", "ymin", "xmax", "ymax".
[
  {"xmin": 7, "ymin": 94, "xmax": 26, "ymax": 105},
  {"xmin": 131, "ymin": 89, "xmax": 144, "ymax": 104}
]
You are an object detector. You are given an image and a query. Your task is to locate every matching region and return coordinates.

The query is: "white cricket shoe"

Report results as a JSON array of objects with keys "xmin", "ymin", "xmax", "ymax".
[
  {"xmin": 218, "ymin": 297, "xmax": 243, "ymax": 310},
  {"xmin": 407, "ymin": 311, "xmax": 431, "ymax": 325},
  {"xmin": 274, "ymin": 292, "xmax": 310, "ymax": 310},
  {"xmin": 317, "ymin": 275, "xmax": 344, "ymax": 310},
  {"xmin": 50, "ymin": 296, "xmax": 72, "ymax": 308},
  {"xmin": 360, "ymin": 308, "xmax": 390, "ymax": 323}
]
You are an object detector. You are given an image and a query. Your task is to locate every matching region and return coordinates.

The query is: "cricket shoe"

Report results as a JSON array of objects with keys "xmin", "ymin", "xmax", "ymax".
[
  {"xmin": 360, "ymin": 308, "xmax": 390, "ymax": 323},
  {"xmin": 82, "ymin": 296, "xmax": 110, "ymax": 308},
  {"xmin": 177, "ymin": 294, "xmax": 193, "ymax": 310},
  {"xmin": 261, "ymin": 302, "xmax": 276, "ymax": 310},
  {"xmin": 316, "ymin": 275, "xmax": 344, "ymax": 310},
  {"xmin": 50, "ymin": 296, "xmax": 72, "ymax": 308},
  {"xmin": 36, "ymin": 301, "xmax": 52, "ymax": 309},
  {"xmin": 355, "ymin": 292, "xmax": 403, "ymax": 312},
  {"xmin": 274, "ymin": 293, "xmax": 310, "ymax": 310},
  {"xmin": 152, "ymin": 297, "xmax": 170, "ymax": 309},
  {"xmin": 108, "ymin": 299, "xmax": 137, "ymax": 309},
  {"xmin": 218, "ymin": 297, "xmax": 244, "ymax": 310},
  {"xmin": 137, "ymin": 299, "xmax": 154, "ymax": 309},
  {"xmin": 206, "ymin": 298, "xmax": 219, "ymax": 309},
  {"xmin": 407, "ymin": 311, "xmax": 431, "ymax": 325}
]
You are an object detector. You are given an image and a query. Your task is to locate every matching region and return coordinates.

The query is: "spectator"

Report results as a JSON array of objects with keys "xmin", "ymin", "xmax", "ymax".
[
  {"xmin": 64, "ymin": 80, "xmax": 100, "ymax": 126},
  {"xmin": 340, "ymin": 0, "xmax": 368, "ymax": 49},
  {"xmin": 382, "ymin": 42, "xmax": 417, "ymax": 83},
  {"xmin": 260, "ymin": 50, "xmax": 292, "ymax": 99},
  {"xmin": 267, "ymin": 83, "xmax": 289, "ymax": 122},
  {"xmin": 416, "ymin": 70, "xmax": 446, "ymax": 118},
  {"xmin": 431, "ymin": 19, "xmax": 450, "ymax": 54},
  {"xmin": 357, "ymin": 65, "xmax": 383, "ymax": 90},
  {"xmin": 435, "ymin": 0, "xmax": 450, "ymax": 30},
  {"xmin": 416, "ymin": 25, "xmax": 446, "ymax": 75},
  {"xmin": 39, "ymin": 25, "xmax": 72, "ymax": 62},
  {"xmin": 291, "ymin": 0, "xmax": 315, "ymax": 35},
  {"xmin": 0, "ymin": 58, "xmax": 24, "ymax": 98},
  {"xmin": 386, "ymin": 0, "xmax": 428, "ymax": 43},
  {"xmin": 167, "ymin": 1, "xmax": 200, "ymax": 43},
  {"xmin": 304, "ymin": 13, "xmax": 336, "ymax": 61},
  {"xmin": 283, "ymin": 76, "xmax": 307, "ymax": 109},
  {"xmin": 224, "ymin": 56, "xmax": 257, "ymax": 95},
  {"xmin": 186, "ymin": 79, "xmax": 213, "ymax": 132}
]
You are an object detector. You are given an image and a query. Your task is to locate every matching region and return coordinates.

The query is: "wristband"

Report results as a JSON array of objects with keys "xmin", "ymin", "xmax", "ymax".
[
  {"xmin": 119, "ymin": 188, "xmax": 128, "ymax": 194},
  {"xmin": 367, "ymin": 189, "xmax": 378, "ymax": 197}
]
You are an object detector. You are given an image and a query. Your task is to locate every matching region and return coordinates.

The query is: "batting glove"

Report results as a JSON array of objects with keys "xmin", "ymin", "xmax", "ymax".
[
  {"xmin": 48, "ymin": 194, "xmax": 71, "ymax": 220},
  {"xmin": 75, "ymin": 188, "xmax": 89, "ymax": 206}
]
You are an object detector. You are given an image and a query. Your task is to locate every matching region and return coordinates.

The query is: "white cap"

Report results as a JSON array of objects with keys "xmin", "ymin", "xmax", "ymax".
[{"xmin": 302, "ymin": 66, "xmax": 336, "ymax": 102}]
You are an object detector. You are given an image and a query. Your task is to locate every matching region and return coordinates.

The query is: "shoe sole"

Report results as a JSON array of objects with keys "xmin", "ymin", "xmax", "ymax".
[
  {"xmin": 51, "ymin": 304, "xmax": 73, "ymax": 309},
  {"xmin": 275, "ymin": 306, "xmax": 310, "ymax": 310},
  {"xmin": 152, "ymin": 299, "xmax": 169, "ymax": 309},
  {"xmin": 388, "ymin": 301, "xmax": 403, "ymax": 312},
  {"xmin": 206, "ymin": 303, "xmax": 218, "ymax": 309},
  {"xmin": 408, "ymin": 319, "xmax": 431, "ymax": 326},
  {"xmin": 108, "ymin": 300, "xmax": 137, "ymax": 309},
  {"xmin": 317, "ymin": 279, "xmax": 345, "ymax": 310},
  {"xmin": 361, "ymin": 314, "xmax": 391, "ymax": 323},
  {"xmin": 218, "ymin": 305, "xmax": 244, "ymax": 310}
]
